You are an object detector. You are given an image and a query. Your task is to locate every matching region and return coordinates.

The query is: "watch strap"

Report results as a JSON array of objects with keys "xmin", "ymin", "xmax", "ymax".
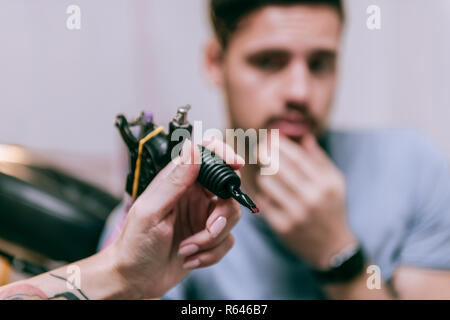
[{"xmin": 313, "ymin": 246, "xmax": 366, "ymax": 284}]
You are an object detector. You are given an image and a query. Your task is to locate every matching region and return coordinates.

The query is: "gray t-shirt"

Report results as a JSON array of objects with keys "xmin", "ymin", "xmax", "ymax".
[{"xmin": 165, "ymin": 129, "xmax": 450, "ymax": 299}]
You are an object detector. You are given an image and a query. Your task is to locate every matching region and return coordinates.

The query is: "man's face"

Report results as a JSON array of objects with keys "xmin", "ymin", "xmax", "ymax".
[{"xmin": 210, "ymin": 5, "xmax": 342, "ymax": 140}]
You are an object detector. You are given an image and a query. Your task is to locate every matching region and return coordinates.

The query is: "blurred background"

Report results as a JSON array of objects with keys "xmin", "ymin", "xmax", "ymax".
[{"xmin": 1, "ymin": 0, "xmax": 450, "ymax": 195}]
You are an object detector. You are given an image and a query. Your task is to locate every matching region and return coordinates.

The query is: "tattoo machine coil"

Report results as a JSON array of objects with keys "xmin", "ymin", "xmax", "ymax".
[{"xmin": 115, "ymin": 105, "xmax": 259, "ymax": 214}]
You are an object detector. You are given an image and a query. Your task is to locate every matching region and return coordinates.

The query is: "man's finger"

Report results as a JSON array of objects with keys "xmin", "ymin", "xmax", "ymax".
[
  {"xmin": 202, "ymin": 136, "xmax": 245, "ymax": 170},
  {"xmin": 256, "ymin": 175, "xmax": 300, "ymax": 216},
  {"xmin": 302, "ymin": 134, "xmax": 330, "ymax": 166},
  {"xmin": 275, "ymin": 156, "xmax": 309, "ymax": 194},
  {"xmin": 253, "ymin": 194, "xmax": 293, "ymax": 235}
]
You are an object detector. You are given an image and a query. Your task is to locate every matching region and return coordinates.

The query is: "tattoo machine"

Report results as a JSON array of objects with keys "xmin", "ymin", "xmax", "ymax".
[{"xmin": 115, "ymin": 105, "xmax": 259, "ymax": 214}]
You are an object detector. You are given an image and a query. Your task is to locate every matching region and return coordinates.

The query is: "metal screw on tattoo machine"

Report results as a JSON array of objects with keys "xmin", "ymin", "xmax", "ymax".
[{"xmin": 115, "ymin": 105, "xmax": 259, "ymax": 214}]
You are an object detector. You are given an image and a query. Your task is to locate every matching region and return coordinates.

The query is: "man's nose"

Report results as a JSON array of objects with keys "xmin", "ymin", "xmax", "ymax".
[{"xmin": 282, "ymin": 61, "xmax": 311, "ymax": 105}]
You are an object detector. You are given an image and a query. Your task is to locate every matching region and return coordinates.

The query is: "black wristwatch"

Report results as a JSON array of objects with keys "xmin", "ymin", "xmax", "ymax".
[{"xmin": 313, "ymin": 244, "xmax": 366, "ymax": 284}]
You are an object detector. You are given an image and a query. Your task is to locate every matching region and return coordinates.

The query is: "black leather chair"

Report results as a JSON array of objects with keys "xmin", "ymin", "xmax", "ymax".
[{"xmin": 0, "ymin": 159, "xmax": 120, "ymax": 265}]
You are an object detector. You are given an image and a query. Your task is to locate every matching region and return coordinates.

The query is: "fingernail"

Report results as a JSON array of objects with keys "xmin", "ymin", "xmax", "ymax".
[
  {"xmin": 208, "ymin": 217, "xmax": 227, "ymax": 238},
  {"xmin": 178, "ymin": 244, "xmax": 199, "ymax": 257},
  {"xmin": 183, "ymin": 259, "xmax": 200, "ymax": 270}
]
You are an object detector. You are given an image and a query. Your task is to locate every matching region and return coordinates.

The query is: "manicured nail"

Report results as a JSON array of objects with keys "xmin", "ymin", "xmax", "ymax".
[
  {"xmin": 178, "ymin": 244, "xmax": 199, "ymax": 257},
  {"xmin": 208, "ymin": 217, "xmax": 227, "ymax": 238},
  {"xmin": 183, "ymin": 259, "xmax": 200, "ymax": 270}
]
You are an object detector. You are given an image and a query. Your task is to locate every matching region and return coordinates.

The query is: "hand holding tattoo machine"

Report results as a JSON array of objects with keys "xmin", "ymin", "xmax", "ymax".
[{"xmin": 115, "ymin": 105, "xmax": 259, "ymax": 213}]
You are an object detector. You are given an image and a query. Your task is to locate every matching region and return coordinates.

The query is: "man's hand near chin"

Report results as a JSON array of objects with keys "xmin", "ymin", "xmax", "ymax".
[
  {"xmin": 253, "ymin": 134, "xmax": 450, "ymax": 300},
  {"xmin": 255, "ymin": 134, "xmax": 357, "ymax": 270}
]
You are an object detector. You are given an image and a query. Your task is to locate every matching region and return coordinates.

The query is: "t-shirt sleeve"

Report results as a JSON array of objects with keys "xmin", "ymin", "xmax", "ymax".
[{"xmin": 398, "ymin": 135, "xmax": 450, "ymax": 270}]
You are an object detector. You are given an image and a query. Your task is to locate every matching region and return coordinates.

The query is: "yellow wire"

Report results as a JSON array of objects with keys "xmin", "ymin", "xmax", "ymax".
[
  {"xmin": 0, "ymin": 257, "xmax": 11, "ymax": 286},
  {"xmin": 132, "ymin": 126, "xmax": 165, "ymax": 199}
]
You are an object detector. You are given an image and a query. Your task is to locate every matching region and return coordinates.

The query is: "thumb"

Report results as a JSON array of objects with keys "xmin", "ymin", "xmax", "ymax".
[{"xmin": 134, "ymin": 140, "xmax": 201, "ymax": 223}]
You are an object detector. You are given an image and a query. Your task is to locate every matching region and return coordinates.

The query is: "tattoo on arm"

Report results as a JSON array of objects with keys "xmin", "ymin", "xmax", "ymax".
[
  {"xmin": 0, "ymin": 284, "xmax": 48, "ymax": 300},
  {"xmin": 49, "ymin": 273, "xmax": 89, "ymax": 300},
  {"xmin": 0, "ymin": 274, "xmax": 89, "ymax": 300}
]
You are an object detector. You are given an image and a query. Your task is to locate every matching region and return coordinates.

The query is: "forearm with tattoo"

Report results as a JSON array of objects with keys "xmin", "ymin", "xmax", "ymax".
[{"xmin": 0, "ymin": 273, "xmax": 89, "ymax": 300}]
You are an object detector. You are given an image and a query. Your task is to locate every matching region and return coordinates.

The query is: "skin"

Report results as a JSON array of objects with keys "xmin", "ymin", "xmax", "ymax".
[
  {"xmin": 0, "ymin": 139, "xmax": 243, "ymax": 300},
  {"xmin": 205, "ymin": 4, "xmax": 450, "ymax": 299}
]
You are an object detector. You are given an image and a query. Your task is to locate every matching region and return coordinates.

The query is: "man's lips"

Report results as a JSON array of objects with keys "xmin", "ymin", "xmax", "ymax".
[{"xmin": 267, "ymin": 119, "xmax": 311, "ymax": 139}]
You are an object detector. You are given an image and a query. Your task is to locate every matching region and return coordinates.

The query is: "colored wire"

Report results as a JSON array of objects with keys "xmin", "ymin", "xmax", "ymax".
[
  {"xmin": 0, "ymin": 257, "xmax": 11, "ymax": 286},
  {"xmin": 132, "ymin": 126, "xmax": 164, "ymax": 199}
]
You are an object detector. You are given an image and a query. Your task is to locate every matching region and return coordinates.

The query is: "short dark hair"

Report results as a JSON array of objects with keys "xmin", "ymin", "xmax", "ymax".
[{"xmin": 210, "ymin": 0, "xmax": 344, "ymax": 48}]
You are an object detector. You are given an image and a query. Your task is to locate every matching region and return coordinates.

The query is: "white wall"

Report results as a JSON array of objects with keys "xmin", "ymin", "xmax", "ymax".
[
  {"xmin": 333, "ymin": 0, "xmax": 450, "ymax": 155},
  {"xmin": 0, "ymin": 0, "xmax": 138, "ymax": 155},
  {"xmin": 1, "ymin": 0, "xmax": 449, "ymax": 161}
]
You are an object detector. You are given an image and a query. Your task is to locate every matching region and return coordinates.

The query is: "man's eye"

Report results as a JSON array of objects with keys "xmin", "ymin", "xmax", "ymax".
[
  {"xmin": 309, "ymin": 57, "xmax": 335, "ymax": 75},
  {"xmin": 247, "ymin": 54, "xmax": 288, "ymax": 72}
]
